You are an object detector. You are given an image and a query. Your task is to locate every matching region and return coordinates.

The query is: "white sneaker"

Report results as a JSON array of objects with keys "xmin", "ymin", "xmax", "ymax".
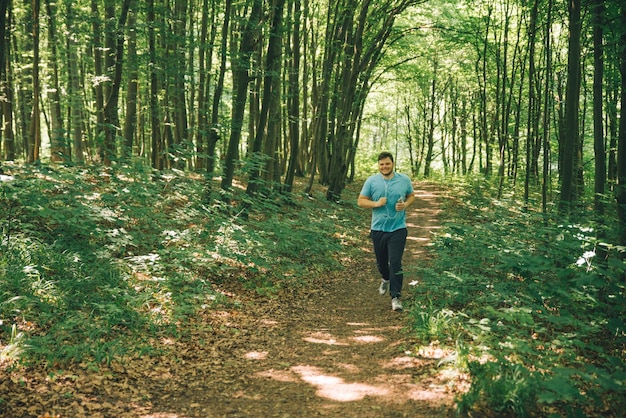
[
  {"xmin": 378, "ymin": 279, "xmax": 389, "ymax": 295},
  {"xmin": 391, "ymin": 297, "xmax": 403, "ymax": 311}
]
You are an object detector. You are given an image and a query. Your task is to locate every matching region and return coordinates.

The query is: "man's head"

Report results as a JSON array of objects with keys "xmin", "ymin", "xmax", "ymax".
[
  {"xmin": 377, "ymin": 151, "xmax": 394, "ymax": 163},
  {"xmin": 377, "ymin": 152, "xmax": 395, "ymax": 177}
]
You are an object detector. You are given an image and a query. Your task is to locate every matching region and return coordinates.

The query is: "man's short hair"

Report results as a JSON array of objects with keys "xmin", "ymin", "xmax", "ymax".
[{"xmin": 377, "ymin": 151, "xmax": 394, "ymax": 162}]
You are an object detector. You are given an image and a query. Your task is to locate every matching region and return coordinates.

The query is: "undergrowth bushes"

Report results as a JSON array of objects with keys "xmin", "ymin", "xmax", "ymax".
[
  {"xmin": 0, "ymin": 164, "xmax": 354, "ymax": 368},
  {"xmin": 408, "ymin": 177, "xmax": 626, "ymax": 417}
]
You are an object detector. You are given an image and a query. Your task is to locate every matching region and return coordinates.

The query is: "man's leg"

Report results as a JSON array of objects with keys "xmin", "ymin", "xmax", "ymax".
[
  {"xmin": 370, "ymin": 230, "xmax": 389, "ymax": 280},
  {"xmin": 387, "ymin": 228, "xmax": 407, "ymax": 299}
]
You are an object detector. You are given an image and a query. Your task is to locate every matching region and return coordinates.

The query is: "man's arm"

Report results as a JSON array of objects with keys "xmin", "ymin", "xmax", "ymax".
[{"xmin": 358, "ymin": 194, "xmax": 386, "ymax": 209}]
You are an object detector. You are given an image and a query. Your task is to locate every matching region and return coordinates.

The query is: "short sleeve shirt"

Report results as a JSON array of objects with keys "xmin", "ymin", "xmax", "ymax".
[{"xmin": 360, "ymin": 172, "xmax": 414, "ymax": 232}]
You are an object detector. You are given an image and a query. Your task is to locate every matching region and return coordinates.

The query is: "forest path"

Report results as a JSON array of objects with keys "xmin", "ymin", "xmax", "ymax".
[
  {"xmin": 3, "ymin": 183, "xmax": 462, "ymax": 418},
  {"xmin": 143, "ymin": 182, "xmax": 457, "ymax": 417}
]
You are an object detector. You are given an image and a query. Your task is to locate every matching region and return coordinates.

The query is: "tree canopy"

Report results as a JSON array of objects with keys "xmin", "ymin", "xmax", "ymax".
[{"xmin": 1, "ymin": 0, "xmax": 623, "ymax": 218}]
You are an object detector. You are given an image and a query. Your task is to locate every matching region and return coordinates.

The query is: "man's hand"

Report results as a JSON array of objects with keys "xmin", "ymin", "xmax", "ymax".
[{"xmin": 358, "ymin": 195, "xmax": 388, "ymax": 209}]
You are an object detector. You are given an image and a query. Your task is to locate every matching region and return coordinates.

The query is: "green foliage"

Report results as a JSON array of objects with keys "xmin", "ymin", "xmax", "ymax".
[
  {"xmin": 0, "ymin": 163, "xmax": 355, "ymax": 367},
  {"xmin": 409, "ymin": 299, "xmax": 458, "ymax": 342},
  {"xmin": 458, "ymin": 360, "xmax": 538, "ymax": 417},
  {"xmin": 409, "ymin": 177, "xmax": 626, "ymax": 417}
]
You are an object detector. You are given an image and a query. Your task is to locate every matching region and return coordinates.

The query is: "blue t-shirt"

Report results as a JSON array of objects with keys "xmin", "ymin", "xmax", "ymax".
[{"xmin": 360, "ymin": 172, "xmax": 414, "ymax": 232}]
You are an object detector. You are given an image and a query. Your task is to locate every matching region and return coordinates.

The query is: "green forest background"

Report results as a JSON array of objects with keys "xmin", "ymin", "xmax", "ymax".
[{"xmin": 1, "ymin": 0, "xmax": 626, "ymax": 416}]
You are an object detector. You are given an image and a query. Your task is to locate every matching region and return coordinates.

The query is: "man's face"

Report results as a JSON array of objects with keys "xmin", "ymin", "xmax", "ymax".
[{"xmin": 378, "ymin": 157, "xmax": 394, "ymax": 176}]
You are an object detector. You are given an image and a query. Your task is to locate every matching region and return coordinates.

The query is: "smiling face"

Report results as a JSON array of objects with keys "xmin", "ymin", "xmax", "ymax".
[{"xmin": 378, "ymin": 157, "xmax": 394, "ymax": 178}]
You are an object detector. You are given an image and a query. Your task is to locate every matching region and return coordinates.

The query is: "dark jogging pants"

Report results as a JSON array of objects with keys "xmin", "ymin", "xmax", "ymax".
[{"xmin": 370, "ymin": 228, "xmax": 407, "ymax": 299}]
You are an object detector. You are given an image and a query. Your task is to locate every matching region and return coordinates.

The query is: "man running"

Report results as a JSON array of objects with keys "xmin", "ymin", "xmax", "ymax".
[{"xmin": 357, "ymin": 152, "xmax": 415, "ymax": 311}]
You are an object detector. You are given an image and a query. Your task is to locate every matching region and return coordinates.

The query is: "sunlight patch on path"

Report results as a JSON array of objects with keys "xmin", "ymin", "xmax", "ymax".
[
  {"xmin": 255, "ymin": 368, "xmax": 299, "ymax": 383},
  {"xmin": 303, "ymin": 331, "xmax": 349, "ymax": 346},
  {"xmin": 303, "ymin": 327, "xmax": 389, "ymax": 346},
  {"xmin": 351, "ymin": 335, "xmax": 384, "ymax": 343},
  {"xmin": 291, "ymin": 365, "xmax": 387, "ymax": 402},
  {"xmin": 244, "ymin": 351, "xmax": 268, "ymax": 360}
]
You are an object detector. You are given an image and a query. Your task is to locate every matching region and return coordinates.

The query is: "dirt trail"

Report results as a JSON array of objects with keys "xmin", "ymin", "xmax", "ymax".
[
  {"xmin": 144, "ymin": 182, "xmax": 455, "ymax": 417},
  {"xmin": 2, "ymin": 183, "xmax": 459, "ymax": 418}
]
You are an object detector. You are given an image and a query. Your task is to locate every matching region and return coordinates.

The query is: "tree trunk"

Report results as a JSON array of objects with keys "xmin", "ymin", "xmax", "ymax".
[
  {"xmin": 0, "ymin": 1, "xmax": 15, "ymax": 161},
  {"xmin": 559, "ymin": 0, "xmax": 582, "ymax": 213},
  {"xmin": 28, "ymin": 0, "xmax": 41, "ymax": 164},
  {"xmin": 592, "ymin": 0, "xmax": 606, "ymax": 218},
  {"xmin": 148, "ymin": 0, "xmax": 162, "ymax": 170},
  {"xmin": 221, "ymin": 0, "xmax": 263, "ymax": 193},
  {"xmin": 123, "ymin": 8, "xmax": 138, "ymax": 160},
  {"xmin": 67, "ymin": 2, "xmax": 84, "ymax": 163},
  {"xmin": 91, "ymin": 0, "xmax": 105, "ymax": 162},
  {"xmin": 0, "ymin": 0, "xmax": 6, "ymax": 82},
  {"xmin": 101, "ymin": 0, "xmax": 132, "ymax": 165},
  {"xmin": 617, "ymin": 5, "xmax": 626, "ymax": 247},
  {"xmin": 168, "ymin": 0, "xmax": 189, "ymax": 170},
  {"xmin": 284, "ymin": 0, "xmax": 302, "ymax": 193},
  {"xmin": 524, "ymin": 0, "xmax": 538, "ymax": 207},
  {"xmin": 44, "ymin": 0, "xmax": 67, "ymax": 162},
  {"xmin": 477, "ymin": 6, "xmax": 492, "ymax": 176},
  {"xmin": 247, "ymin": 0, "xmax": 286, "ymax": 197},
  {"xmin": 542, "ymin": 0, "xmax": 554, "ymax": 213},
  {"xmin": 424, "ymin": 60, "xmax": 437, "ymax": 177},
  {"xmin": 207, "ymin": 0, "xmax": 231, "ymax": 176},
  {"xmin": 195, "ymin": 0, "xmax": 212, "ymax": 170}
]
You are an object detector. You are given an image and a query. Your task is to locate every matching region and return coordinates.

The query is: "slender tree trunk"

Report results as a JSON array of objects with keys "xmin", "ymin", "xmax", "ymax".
[
  {"xmin": 542, "ymin": 0, "xmax": 554, "ymax": 213},
  {"xmin": 66, "ymin": 1, "xmax": 83, "ymax": 163},
  {"xmin": 44, "ymin": 0, "xmax": 67, "ymax": 162},
  {"xmin": 0, "ymin": 1, "xmax": 15, "ymax": 161},
  {"xmin": 28, "ymin": 0, "xmax": 41, "ymax": 163},
  {"xmin": 559, "ymin": 0, "xmax": 582, "ymax": 212},
  {"xmin": 617, "ymin": 5, "xmax": 626, "ymax": 247},
  {"xmin": 0, "ymin": 0, "xmax": 6, "ymax": 81},
  {"xmin": 247, "ymin": 0, "xmax": 286, "ymax": 197},
  {"xmin": 221, "ymin": 0, "xmax": 263, "ymax": 193},
  {"xmin": 460, "ymin": 97, "xmax": 468, "ymax": 175},
  {"xmin": 207, "ymin": 0, "xmax": 231, "ymax": 176},
  {"xmin": 91, "ymin": 0, "xmax": 105, "ymax": 162},
  {"xmin": 195, "ymin": 0, "xmax": 211, "ymax": 170},
  {"xmin": 123, "ymin": 8, "xmax": 138, "ymax": 160},
  {"xmin": 148, "ymin": 0, "xmax": 162, "ymax": 170},
  {"xmin": 424, "ymin": 59, "xmax": 437, "ymax": 177},
  {"xmin": 284, "ymin": 0, "xmax": 302, "ymax": 193},
  {"xmin": 592, "ymin": 0, "xmax": 606, "ymax": 218},
  {"xmin": 478, "ymin": 6, "xmax": 492, "ymax": 176},
  {"xmin": 101, "ymin": 0, "xmax": 132, "ymax": 165},
  {"xmin": 607, "ymin": 72, "xmax": 618, "ymax": 190},
  {"xmin": 524, "ymin": 0, "xmax": 538, "ymax": 207},
  {"xmin": 168, "ymin": 0, "xmax": 189, "ymax": 170}
]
